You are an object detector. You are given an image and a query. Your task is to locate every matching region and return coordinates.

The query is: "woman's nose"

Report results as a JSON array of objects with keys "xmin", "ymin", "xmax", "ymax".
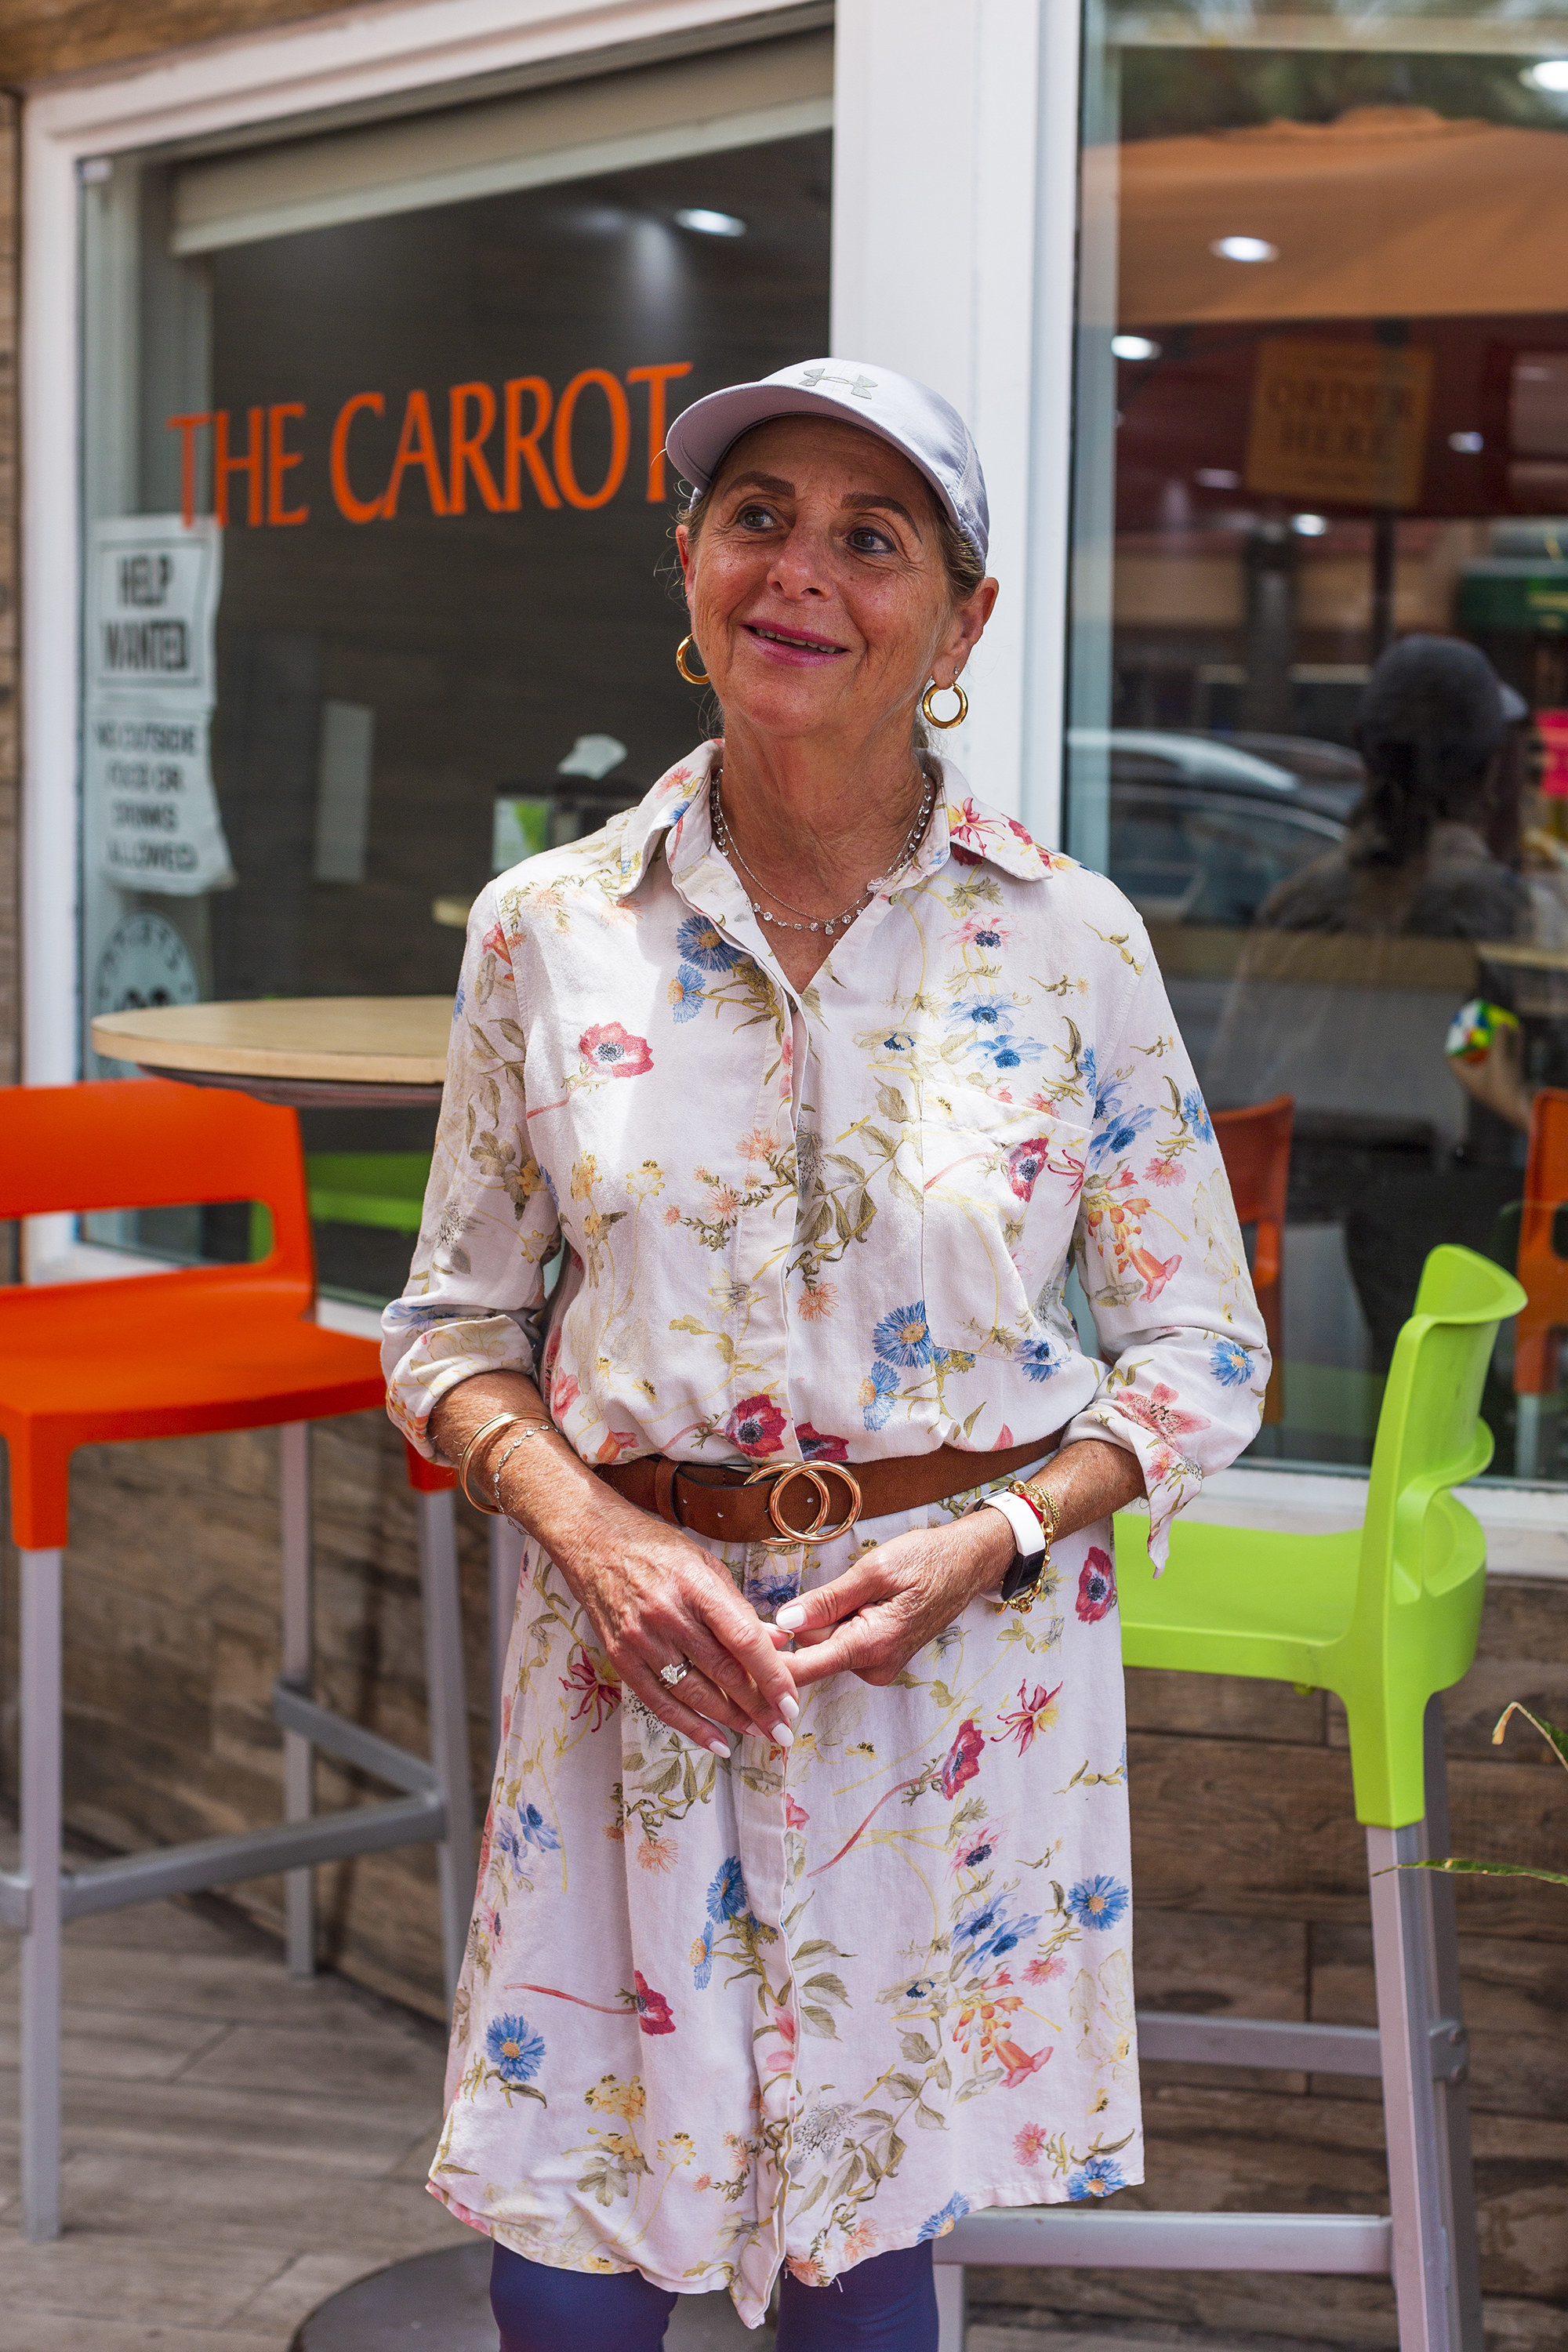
[{"xmin": 767, "ymin": 525, "xmax": 833, "ymax": 597}]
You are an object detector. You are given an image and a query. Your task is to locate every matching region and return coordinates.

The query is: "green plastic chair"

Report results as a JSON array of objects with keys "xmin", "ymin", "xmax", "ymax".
[
  {"xmin": 932, "ymin": 1247, "xmax": 1522, "ymax": 2352},
  {"xmin": 306, "ymin": 1150, "xmax": 431, "ymax": 1235}
]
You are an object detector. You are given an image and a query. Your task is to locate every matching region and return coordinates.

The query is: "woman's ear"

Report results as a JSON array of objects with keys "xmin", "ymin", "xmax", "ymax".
[
  {"xmin": 675, "ymin": 521, "xmax": 692, "ymax": 586},
  {"xmin": 936, "ymin": 575, "xmax": 1000, "ymax": 684}
]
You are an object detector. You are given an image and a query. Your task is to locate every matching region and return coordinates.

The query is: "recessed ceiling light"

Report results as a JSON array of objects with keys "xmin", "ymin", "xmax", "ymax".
[
  {"xmin": 1449, "ymin": 430, "xmax": 1485, "ymax": 455},
  {"xmin": 1292, "ymin": 513, "xmax": 1329, "ymax": 537},
  {"xmin": 1524, "ymin": 60, "xmax": 1568, "ymax": 94},
  {"xmin": 1111, "ymin": 334, "xmax": 1160, "ymax": 362},
  {"xmin": 1196, "ymin": 468, "xmax": 1240, "ymax": 490},
  {"xmin": 1211, "ymin": 234, "xmax": 1278, "ymax": 264},
  {"xmin": 674, "ymin": 207, "xmax": 747, "ymax": 238}
]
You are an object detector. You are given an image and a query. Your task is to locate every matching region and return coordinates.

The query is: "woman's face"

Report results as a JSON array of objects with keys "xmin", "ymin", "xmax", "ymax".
[{"xmin": 677, "ymin": 416, "xmax": 995, "ymax": 752}]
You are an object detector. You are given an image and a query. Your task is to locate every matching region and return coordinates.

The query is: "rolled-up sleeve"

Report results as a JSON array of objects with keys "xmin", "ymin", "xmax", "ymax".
[
  {"xmin": 383, "ymin": 882, "xmax": 561, "ymax": 1457},
  {"xmin": 1060, "ymin": 926, "xmax": 1270, "ymax": 1568}
]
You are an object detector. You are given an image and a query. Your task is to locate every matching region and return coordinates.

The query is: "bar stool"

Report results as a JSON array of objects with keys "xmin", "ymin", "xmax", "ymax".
[
  {"xmin": 933, "ymin": 1243, "xmax": 1523, "ymax": 2352},
  {"xmin": 1512, "ymin": 1084, "xmax": 1568, "ymax": 1476},
  {"xmin": 0, "ymin": 1078, "xmax": 475, "ymax": 2243},
  {"xmin": 1212, "ymin": 1093, "xmax": 1292, "ymax": 1426}
]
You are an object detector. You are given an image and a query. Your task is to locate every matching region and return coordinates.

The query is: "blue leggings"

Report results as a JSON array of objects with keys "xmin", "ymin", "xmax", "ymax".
[{"xmin": 490, "ymin": 2238, "xmax": 936, "ymax": 2351}]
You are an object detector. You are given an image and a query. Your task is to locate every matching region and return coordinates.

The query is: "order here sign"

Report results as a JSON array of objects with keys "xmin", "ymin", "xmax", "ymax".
[
  {"xmin": 1245, "ymin": 338, "xmax": 1433, "ymax": 511},
  {"xmin": 167, "ymin": 362, "xmax": 692, "ymax": 529}
]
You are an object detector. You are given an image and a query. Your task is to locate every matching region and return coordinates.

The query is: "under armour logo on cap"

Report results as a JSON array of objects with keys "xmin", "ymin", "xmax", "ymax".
[{"xmin": 798, "ymin": 367, "xmax": 879, "ymax": 399}]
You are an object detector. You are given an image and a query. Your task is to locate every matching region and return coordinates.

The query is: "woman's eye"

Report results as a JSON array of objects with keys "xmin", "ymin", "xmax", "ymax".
[
  {"xmin": 848, "ymin": 524, "xmax": 895, "ymax": 554},
  {"xmin": 735, "ymin": 503, "xmax": 777, "ymax": 531}
]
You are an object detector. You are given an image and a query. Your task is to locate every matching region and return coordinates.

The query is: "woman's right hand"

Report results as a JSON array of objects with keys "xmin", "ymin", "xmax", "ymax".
[
  {"xmin": 430, "ymin": 1370, "xmax": 798, "ymax": 1754},
  {"xmin": 539, "ymin": 1479, "xmax": 800, "ymax": 1756}
]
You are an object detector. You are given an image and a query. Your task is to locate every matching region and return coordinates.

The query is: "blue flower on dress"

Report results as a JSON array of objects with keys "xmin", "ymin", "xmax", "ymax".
[
  {"xmin": 669, "ymin": 964, "xmax": 706, "ymax": 1024},
  {"xmin": 452, "ymin": 985, "xmax": 466, "ymax": 1019},
  {"xmin": 918, "ymin": 2194, "xmax": 971, "ymax": 2241},
  {"xmin": 485, "ymin": 2012, "xmax": 545, "ymax": 2085},
  {"xmin": 881, "ymin": 1030, "xmax": 916, "ymax": 1054},
  {"xmin": 1209, "ymin": 1337, "xmax": 1252, "ymax": 1388},
  {"xmin": 954, "ymin": 1900, "xmax": 1000, "ymax": 1949},
  {"xmin": 692, "ymin": 1922, "xmax": 714, "ymax": 1991},
  {"xmin": 517, "ymin": 1802, "xmax": 560, "ymax": 1853},
  {"xmin": 859, "ymin": 1361, "xmax": 899, "ymax": 1432},
  {"xmin": 973, "ymin": 928, "xmax": 1002, "ymax": 948},
  {"xmin": 1181, "ymin": 1088, "xmax": 1215, "ymax": 1145},
  {"xmin": 1018, "ymin": 1333, "xmax": 1065, "ymax": 1382},
  {"xmin": 676, "ymin": 913, "xmax": 741, "ymax": 972},
  {"xmin": 746, "ymin": 1562, "xmax": 801, "ymax": 1616},
  {"xmin": 953, "ymin": 994, "xmax": 1012, "ymax": 1032},
  {"xmin": 873, "ymin": 1303, "xmax": 933, "ymax": 1367},
  {"xmin": 1067, "ymin": 1875, "xmax": 1130, "ymax": 1932},
  {"xmin": 706, "ymin": 1855, "xmax": 747, "ymax": 1922},
  {"xmin": 957, "ymin": 1895, "xmax": 1041, "ymax": 1968},
  {"xmin": 1069, "ymin": 2155, "xmax": 1127, "ymax": 2201}
]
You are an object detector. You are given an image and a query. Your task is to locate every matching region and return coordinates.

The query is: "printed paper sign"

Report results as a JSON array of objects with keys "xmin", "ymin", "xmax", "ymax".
[{"xmin": 85, "ymin": 515, "xmax": 233, "ymax": 895}]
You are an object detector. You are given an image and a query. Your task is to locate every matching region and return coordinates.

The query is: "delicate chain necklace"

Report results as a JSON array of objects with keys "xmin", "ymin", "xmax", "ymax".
[{"xmin": 710, "ymin": 768, "xmax": 938, "ymax": 937}]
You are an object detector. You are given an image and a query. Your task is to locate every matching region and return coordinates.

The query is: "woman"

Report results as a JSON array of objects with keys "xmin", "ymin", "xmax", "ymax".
[{"xmin": 384, "ymin": 358, "xmax": 1267, "ymax": 2350}]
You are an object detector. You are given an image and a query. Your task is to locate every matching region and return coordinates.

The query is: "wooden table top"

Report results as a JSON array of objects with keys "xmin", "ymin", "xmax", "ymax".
[{"xmin": 92, "ymin": 996, "xmax": 452, "ymax": 1088}]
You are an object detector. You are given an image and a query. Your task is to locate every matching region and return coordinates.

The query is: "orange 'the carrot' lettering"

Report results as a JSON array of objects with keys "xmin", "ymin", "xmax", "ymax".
[
  {"xmin": 330, "ymin": 392, "xmax": 387, "ymax": 523},
  {"xmin": 215, "ymin": 407, "xmax": 265, "ymax": 528},
  {"xmin": 503, "ymin": 378, "xmax": 561, "ymax": 510},
  {"xmin": 166, "ymin": 413, "xmax": 212, "ymax": 529},
  {"xmin": 267, "ymin": 403, "xmax": 309, "ymax": 526},
  {"xmin": 626, "ymin": 363, "xmax": 694, "ymax": 500},
  {"xmin": 383, "ymin": 390, "xmax": 451, "ymax": 519},
  {"xmin": 448, "ymin": 382, "xmax": 504, "ymax": 514},
  {"xmin": 554, "ymin": 369, "xmax": 631, "ymax": 510}
]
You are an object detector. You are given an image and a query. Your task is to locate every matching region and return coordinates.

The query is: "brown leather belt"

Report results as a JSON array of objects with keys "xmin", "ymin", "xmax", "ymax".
[{"xmin": 599, "ymin": 1432, "xmax": 1063, "ymax": 1548}]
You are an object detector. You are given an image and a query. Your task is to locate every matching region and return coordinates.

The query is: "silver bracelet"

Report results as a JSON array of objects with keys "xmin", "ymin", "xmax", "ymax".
[{"xmin": 491, "ymin": 1420, "xmax": 559, "ymax": 1508}]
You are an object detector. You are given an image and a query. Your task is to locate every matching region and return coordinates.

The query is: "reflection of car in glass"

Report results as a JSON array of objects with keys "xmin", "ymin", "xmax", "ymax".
[{"xmin": 1072, "ymin": 730, "xmax": 1351, "ymax": 927}]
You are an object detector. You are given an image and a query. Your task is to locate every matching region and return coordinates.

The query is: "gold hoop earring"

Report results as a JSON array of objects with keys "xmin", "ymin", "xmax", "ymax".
[
  {"xmin": 675, "ymin": 635, "xmax": 710, "ymax": 687},
  {"xmin": 921, "ymin": 679, "xmax": 968, "ymax": 730}
]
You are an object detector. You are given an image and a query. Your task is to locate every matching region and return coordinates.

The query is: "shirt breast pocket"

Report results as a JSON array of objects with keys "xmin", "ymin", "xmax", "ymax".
[{"xmin": 916, "ymin": 1080, "xmax": 1091, "ymax": 1356}]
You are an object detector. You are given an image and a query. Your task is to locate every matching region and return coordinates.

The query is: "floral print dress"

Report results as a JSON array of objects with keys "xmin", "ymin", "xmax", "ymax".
[{"xmin": 382, "ymin": 744, "xmax": 1267, "ymax": 2325}]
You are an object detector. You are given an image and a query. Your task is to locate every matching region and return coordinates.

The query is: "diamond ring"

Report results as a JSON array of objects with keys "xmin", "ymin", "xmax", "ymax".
[{"xmin": 659, "ymin": 1659, "xmax": 691, "ymax": 1689}]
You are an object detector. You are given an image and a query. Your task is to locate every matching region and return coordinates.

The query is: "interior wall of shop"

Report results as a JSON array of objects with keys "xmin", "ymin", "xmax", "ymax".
[{"xmin": 0, "ymin": 5, "xmax": 1564, "ymax": 2347}]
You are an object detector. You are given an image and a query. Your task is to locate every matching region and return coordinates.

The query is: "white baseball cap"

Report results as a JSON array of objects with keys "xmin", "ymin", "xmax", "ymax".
[{"xmin": 665, "ymin": 358, "xmax": 989, "ymax": 568}]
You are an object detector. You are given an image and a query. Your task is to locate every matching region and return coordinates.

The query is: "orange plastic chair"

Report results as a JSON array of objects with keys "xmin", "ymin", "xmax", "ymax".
[
  {"xmin": 1513, "ymin": 1085, "xmax": 1568, "ymax": 1475},
  {"xmin": 0, "ymin": 1080, "xmax": 473, "ymax": 2242},
  {"xmin": 1213, "ymin": 1094, "xmax": 1293, "ymax": 1425}
]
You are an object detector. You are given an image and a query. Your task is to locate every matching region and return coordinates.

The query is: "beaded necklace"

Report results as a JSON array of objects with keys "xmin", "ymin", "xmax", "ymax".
[{"xmin": 709, "ymin": 768, "xmax": 938, "ymax": 938}]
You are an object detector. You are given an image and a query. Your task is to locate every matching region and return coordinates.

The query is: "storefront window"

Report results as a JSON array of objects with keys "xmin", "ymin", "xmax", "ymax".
[
  {"xmin": 1069, "ymin": 2, "xmax": 1568, "ymax": 1480},
  {"xmin": 78, "ymin": 29, "xmax": 832, "ymax": 1301}
]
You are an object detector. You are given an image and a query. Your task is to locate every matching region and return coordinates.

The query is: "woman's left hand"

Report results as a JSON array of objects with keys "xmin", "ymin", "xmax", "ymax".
[
  {"xmin": 771, "ymin": 1510, "xmax": 1013, "ymax": 1689},
  {"xmin": 773, "ymin": 1437, "xmax": 1147, "ymax": 1689}
]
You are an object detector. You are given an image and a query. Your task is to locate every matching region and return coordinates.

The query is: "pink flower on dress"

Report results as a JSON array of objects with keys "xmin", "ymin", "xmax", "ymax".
[
  {"xmin": 797, "ymin": 1282, "xmax": 839, "ymax": 1323},
  {"xmin": 1014, "ymin": 2122, "xmax": 1049, "ymax": 2165},
  {"xmin": 636, "ymin": 1835, "xmax": 678, "ymax": 1875},
  {"xmin": 1143, "ymin": 1155, "xmax": 1184, "ymax": 1188},
  {"xmin": 796, "ymin": 1423, "xmax": 849, "ymax": 1464},
  {"xmin": 725, "ymin": 1395, "xmax": 787, "ymax": 1457},
  {"xmin": 551, "ymin": 1373, "xmax": 580, "ymax": 1421},
  {"xmin": 764, "ymin": 2003, "xmax": 798, "ymax": 2075},
  {"xmin": 997, "ymin": 1680, "xmax": 1062, "ymax": 1757},
  {"xmin": 940, "ymin": 1719, "xmax": 985, "ymax": 1800},
  {"xmin": 1024, "ymin": 1954, "xmax": 1065, "ymax": 1987},
  {"xmin": 632, "ymin": 1971, "xmax": 676, "ymax": 2034},
  {"xmin": 784, "ymin": 1793, "xmax": 810, "ymax": 1830},
  {"xmin": 1076, "ymin": 1547, "xmax": 1117, "ymax": 1624},
  {"xmin": 561, "ymin": 1644, "xmax": 620, "ymax": 1731},
  {"xmin": 995, "ymin": 2038, "xmax": 1053, "ymax": 2089},
  {"xmin": 480, "ymin": 920, "xmax": 514, "ymax": 968},
  {"xmin": 1005, "ymin": 1138, "xmax": 1056, "ymax": 1203},
  {"xmin": 579, "ymin": 1022, "xmax": 653, "ymax": 1077},
  {"xmin": 1116, "ymin": 1381, "xmax": 1210, "ymax": 1447},
  {"xmin": 1130, "ymin": 1247, "xmax": 1181, "ymax": 1301}
]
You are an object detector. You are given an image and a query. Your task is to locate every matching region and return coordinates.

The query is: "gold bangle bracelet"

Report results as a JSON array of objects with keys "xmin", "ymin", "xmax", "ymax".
[{"xmin": 456, "ymin": 1414, "xmax": 521, "ymax": 1515}]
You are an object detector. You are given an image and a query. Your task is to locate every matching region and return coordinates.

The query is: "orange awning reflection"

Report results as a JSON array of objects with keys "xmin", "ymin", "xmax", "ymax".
[{"xmin": 1116, "ymin": 106, "xmax": 1568, "ymax": 326}]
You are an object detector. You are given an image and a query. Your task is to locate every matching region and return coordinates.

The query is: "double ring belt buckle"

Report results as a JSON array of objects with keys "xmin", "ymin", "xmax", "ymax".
[{"xmin": 744, "ymin": 1460, "xmax": 862, "ymax": 1551}]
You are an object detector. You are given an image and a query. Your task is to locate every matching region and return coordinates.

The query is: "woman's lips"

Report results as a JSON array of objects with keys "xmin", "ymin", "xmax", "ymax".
[{"xmin": 741, "ymin": 622, "xmax": 847, "ymax": 666}]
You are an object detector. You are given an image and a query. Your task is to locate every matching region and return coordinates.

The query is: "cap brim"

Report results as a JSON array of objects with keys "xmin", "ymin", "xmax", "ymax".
[{"xmin": 665, "ymin": 382, "xmax": 964, "ymax": 542}]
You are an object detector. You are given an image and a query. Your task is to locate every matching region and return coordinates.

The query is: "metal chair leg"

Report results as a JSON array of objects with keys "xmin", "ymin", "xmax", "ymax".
[
  {"xmin": 418, "ymin": 1486, "xmax": 475, "ymax": 2009},
  {"xmin": 280, "ymin": 1422, "xmax": 315, "ymax": 1979},
  {"xmin": 1367, "ymin": 1817, "xmax": 1455, "ymax": 2352},
  {"xmin": 934, "ymin": 2259, "xmax": 965, "ymax": 2351},
  {"xmin": 1515, "ymin": 1390, "xmax": 1544, "ymax": 1479},
  {"xmin": 1422, "ymin": 1697, "xmax": 1483, "ymax": 2352},
  {"xmin": 488, "ymin": 1514, "xmax": 520, "ymax": 1762},
  {"xmin": 20, "ymin": 1546, "xmax": 64, "ymax": 2243}
]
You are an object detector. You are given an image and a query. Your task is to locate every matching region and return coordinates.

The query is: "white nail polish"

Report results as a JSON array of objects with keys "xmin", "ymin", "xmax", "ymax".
[
  {"xmin": 708, "ymin": 1738, "xmax": 730, "ymax": 1758},
  {"xmin": 778, "ymin": 1693, "xmax": 800, "ymax": 1725},
  {"xmin": 775, "ymin": 1603, "xmax": 806, "ymax": 1632},
  {"xmin": 771, "ymin": 1724, "xmax": 794, "ymax": 1749}
]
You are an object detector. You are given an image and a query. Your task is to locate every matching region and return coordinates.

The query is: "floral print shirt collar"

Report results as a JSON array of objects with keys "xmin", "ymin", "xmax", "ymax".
[{"xmin": 608, "ymin": 741, "xmax": 1060, "ymax": 928}]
